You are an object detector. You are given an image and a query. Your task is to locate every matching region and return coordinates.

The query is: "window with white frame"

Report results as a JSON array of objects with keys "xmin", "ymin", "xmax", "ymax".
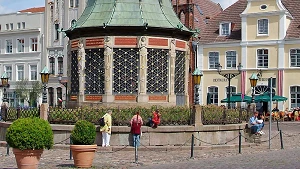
[
  {"xmin": 30, "ymin": 38, "xmax": 38, "ymax": 52},
  {"xmin": 6, "ymin": 40, "xmax": 12, "ymax": 53},
  {"xmin": 220, "ymin": 22, "xmax": 230, "ymax": 36},
  {"xmin": 290, "ymin": 86, "xmax": 300, "ymax": 108},
  {"xmin": 58, "ymin": 57, "xmax": 63, "ymax": 74},
  {"xmin": 209, "ymin": 52, "xmax": 219, "ymax": 69},
  {"xmin": 10, "ymin": 23, "xmax": 13, "ymax": 30},
  {"xmin": 226, "ymin": 86, "xmax": 237, "ymax": 108},
  {"xmin": 17, "ymin": 38, "xmax": 25, "ymax": 53},
  {"xmin": 17, "ymin": 23, "xmax": 21, "ymax": 29},
  {"xmin": 258, "ymin": 19, "xmax": 268, "ymax": 35},
  {"xmin": 17, "ymin": 65, "xmax": 24, "ymax": 81},
  {"xmin": 22, "ymin": 22, "xmax": 25, "ymax": 29},
  {"xmin": 0, "ymin": 40, "xmax": 1, "ymax": 53},
  {"xmin": 208, "ymin": 86, "xmax": 218, "ymax": 105},
  {"xmin": 290, "ymin": 49, "xmax": 300, "ymax": 67},
  {"xmin": 75, "ymin": 0, "xmax": 79, "ymax": 7},
  {"xmin": 5, "ymin": 24, "xmax": 8, "ymax": 30},
  {"xmin": 226, "ymin": 51, "xmax": 237, "ymax": 69},
  {"xmin": 55, "ymin": 24, "xmax": 59, "ymax": 40},
  {"xmin": 49, "ymin": 57, "xmax": 55, "ymax": 75},
  {"xmin": 30, "ymin": 65, "xmax": 37, "ymax": 81},
  {"xmin": 4, "ymin": 66, "xmax": 12, "ymax": 80},
  {"xmin": 257, "ymin": 49, "xmax": 268, "ymax": 68},
  {"xmin": 70, "ymin": 0, "xmax": 74, "ymax": 7}
]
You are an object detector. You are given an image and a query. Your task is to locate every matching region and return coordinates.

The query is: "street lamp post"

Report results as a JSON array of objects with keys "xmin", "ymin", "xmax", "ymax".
[
  {"xmin": 58, "ymin": 75, "xmax": 68, "ymax": 107},
  {"xmin": 1, "ymin": 72, "xmax": 9, "ymax": 121},
  {"xmin": 192, "ymin": 67, "xmax": 203, "ymax": 105},
  {"xmin": 217, "ymin": 63, "xmax": 243, "ymax": 109},
  {"xmin": 249, "ymin": 73, "xmax": 259, "ymax": 103},
  {"xmin": 40, "ymin": 67, "xmax": 50, "ymax": 103},
  {"xmin": 40, "ymin": 66, "xmax": 50, "ymax": 120}
]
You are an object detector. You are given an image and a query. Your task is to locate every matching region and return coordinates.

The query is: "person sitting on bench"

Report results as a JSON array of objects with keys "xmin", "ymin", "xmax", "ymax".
[{"xmin": 249, "ymin": 111, "xmax": 265, "ymax": 135}]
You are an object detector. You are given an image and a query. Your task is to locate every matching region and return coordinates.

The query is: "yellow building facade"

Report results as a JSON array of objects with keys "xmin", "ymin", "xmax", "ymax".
[{"xmin": 198, "ymin": 0, "xmax": 300, "ymax": 110}]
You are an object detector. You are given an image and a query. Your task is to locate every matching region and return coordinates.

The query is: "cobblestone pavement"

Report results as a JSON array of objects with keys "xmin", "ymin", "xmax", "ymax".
[{"xmin": 0, "ymin": 122, "xmax": 299, "ymax": 169}]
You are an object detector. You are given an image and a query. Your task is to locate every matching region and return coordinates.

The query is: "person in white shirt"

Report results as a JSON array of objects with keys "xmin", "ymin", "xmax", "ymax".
[{"xmin": 249, "ymin": 111, "xmax": 265, "ymax": 135}]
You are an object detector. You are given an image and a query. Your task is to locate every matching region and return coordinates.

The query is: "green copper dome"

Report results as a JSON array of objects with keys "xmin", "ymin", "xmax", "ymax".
[{"xmin": 66, "ymin": 0, "xmax": 193, "ymax": 40}]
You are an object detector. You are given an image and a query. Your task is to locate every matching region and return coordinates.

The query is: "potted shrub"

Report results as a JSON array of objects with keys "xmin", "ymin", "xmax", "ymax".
[
  {"xmin": 70, "ymin": 120, "xmax": 97, "ymax": 168},
  {"xmin": 6, "ymin": 117, "xmax": 53, "ymax": 169}
]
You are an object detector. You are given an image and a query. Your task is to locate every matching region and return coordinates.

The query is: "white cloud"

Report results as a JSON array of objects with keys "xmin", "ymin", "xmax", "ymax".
[{"xmin": 212, "ymin": 0, "xmax": 239, "ymax": 9}]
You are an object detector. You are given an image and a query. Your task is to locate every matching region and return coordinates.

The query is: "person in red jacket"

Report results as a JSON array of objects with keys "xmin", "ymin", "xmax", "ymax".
[{"xmin": 151, "ymin": 109, "xmax": 161, "ymax": 128}]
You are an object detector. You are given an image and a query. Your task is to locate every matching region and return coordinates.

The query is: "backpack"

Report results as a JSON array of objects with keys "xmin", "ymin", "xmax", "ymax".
[{"xmin": 99, "ymin": 117, "xmax": 105, "ymax": 127}]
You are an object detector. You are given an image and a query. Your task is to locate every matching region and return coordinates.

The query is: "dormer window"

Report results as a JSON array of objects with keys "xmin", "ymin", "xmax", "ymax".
[
  {"xmin": 258, "ymin": 19, "xmax": 268, "ymax": 35},
  {"xmin": 219, "ymin": 22, "xmax": 231, "ymax": 36}
]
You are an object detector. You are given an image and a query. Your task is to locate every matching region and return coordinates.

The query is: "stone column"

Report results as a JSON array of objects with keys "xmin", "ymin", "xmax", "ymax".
[
  {"xmin": 185, "ymin": 43, "xmax": 190, "ymax": 105},
  {"xmin": 77, "ymin": 39, "xmax": 86, "ymax": 104},
  {"xmin": 194, "ymin": 105, "xmax": 203, "ymax": 129},
  {"xmin": 137, "ymin": 36, "xmax": 148, "ymax": 103},
  {"xmin": 169, "ymin": 38, "xmax": 176, "ymax": 103},
  {"xmin": 102, "ymin": 36, "xmax": 114, "ymax": 103},
  {"xmin": 40, "ymin": 103, "xmax": 49, "ymax": 121}
]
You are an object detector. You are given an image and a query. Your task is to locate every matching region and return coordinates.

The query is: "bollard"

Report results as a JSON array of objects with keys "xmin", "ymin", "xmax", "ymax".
[
  {"xmin": 276, "ymin": 120, "xmax": 279, "ymax": 131},
  {"xmin": 134, "ymin": 137, "xmax": 138, "ymax": 164},
  {"xmin": 69, "ymin": 138, "xmax": 72, "ymax": 160},
  {"xmin": 238, "ymin": 132, "xmax": 241, "ymax": 154},
  {"xmin": 190, "ymin": 134, "xmax": 194, "ymax": 159},
  {"xmin": 279, "ymin": 130, "xmax": 284, "ymax": 149},
  {"xmin": 6, "ymin": 143, "xmax": 9, "ymax": 156}
]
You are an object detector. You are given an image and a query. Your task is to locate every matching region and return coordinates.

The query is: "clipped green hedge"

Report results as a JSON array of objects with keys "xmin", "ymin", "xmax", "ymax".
[
  {"xmin": 71, "ymin": 120, "xmax": 96, "ymax": 145},
  {"xmin": 6, "ymin": 117, "xmax": 53, "ymax": 150},
  {"xmin": 48, "ymin": 106, "xmax": 191, "ymax": 126}
]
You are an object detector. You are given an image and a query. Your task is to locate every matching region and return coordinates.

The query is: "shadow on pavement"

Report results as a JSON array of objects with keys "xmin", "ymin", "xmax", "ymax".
[{"xmin": 56, "ymin": 164, "xmax": 75, "ymax": 168}]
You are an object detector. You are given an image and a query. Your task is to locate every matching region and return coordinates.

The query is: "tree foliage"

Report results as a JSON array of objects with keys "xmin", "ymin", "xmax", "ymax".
[{"xmin": 15, "ymin": 79, "xmax": 42, "ymax": 107}]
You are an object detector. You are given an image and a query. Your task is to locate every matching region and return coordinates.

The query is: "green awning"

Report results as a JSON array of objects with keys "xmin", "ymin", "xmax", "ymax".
[
  {"xmin": 255, "ymin": 92, "xmax": 287, "ymax": 102},
  {"xmin": 221, "ymin": 93, "xmax": 252, "ymax": 103}
]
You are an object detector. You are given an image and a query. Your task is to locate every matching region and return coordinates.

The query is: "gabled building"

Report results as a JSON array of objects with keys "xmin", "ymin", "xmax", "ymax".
[
  {"xmin": 198, "ymin": 0, "xmax": 300, "ymax": 110},
  {"xmin": 0, "ymin": 8, "xmax": 45, "ymax": 107},
  {"xmin": 44, "ymin": 0, "xmax": 86, "ymax": 107}
]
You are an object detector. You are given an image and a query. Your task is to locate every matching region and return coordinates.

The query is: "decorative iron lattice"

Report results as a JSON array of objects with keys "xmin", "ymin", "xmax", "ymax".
[
  {"xmin": 85, "ymin": 48, "xmax": 105, "ymax": 94},
  {"xmin": 70, "ymin": 50, "xmax": 79, "ymax": 94},
  {"xmin": 174, "ymin": 50, "xmax": 185, "ymax": 94},
  {"xmin": 147, "ymin": 48, "xmax": 169, "ymax": 94},
  {"xmin": 113, "ymin": 48, "xmax": 139, "ymax": 94}
]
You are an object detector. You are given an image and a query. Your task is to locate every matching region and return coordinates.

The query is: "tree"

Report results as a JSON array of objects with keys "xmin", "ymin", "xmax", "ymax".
[{"xmin": 15, "ymin": 79, "xmax": 42, "ymax": 107}]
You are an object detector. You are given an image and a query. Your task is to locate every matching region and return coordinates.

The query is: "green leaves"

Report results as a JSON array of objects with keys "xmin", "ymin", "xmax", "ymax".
[
  {"xmin": 71, "ymin": 120, "xmax": 96, "ymax": 145},
  {"xmin": 6, "ymin": 117, "xmax": 53, "ymax": 150}
]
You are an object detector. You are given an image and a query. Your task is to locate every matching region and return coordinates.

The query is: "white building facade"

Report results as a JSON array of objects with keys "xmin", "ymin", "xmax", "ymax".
[{"xmin": 0, "ymin": 11, "xmax": 44, "ymax": 107}]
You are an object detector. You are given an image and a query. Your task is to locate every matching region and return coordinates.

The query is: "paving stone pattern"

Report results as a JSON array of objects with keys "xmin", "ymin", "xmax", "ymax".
[{"xmin": 0, "ymin": 122, "xmax": 299, "ymax": 169}]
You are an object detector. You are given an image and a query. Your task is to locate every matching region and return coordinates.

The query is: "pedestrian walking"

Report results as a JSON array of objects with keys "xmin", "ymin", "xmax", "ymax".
[
  {"xmin": 100, "ymin": 110, "xmax": 112, "ymax": 147},
  {"xmin": 130, "ymin": 111, "xmax": 143, "ymax": 147}
]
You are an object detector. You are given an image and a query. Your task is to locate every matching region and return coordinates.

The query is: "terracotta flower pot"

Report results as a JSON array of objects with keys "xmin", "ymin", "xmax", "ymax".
[
  {"xmin": 70, "ymin": 144, "xmax": 97, "ymax": 168},
  {"xmin": 13, "ymin": 148, "xmax": 43, "ymax": 169}
]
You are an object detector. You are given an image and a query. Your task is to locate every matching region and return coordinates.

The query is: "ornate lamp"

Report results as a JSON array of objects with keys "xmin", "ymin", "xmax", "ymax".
[
  {"xmin": 249, "ymin": 73, "xmax": 259, "ymax": 103},
  {"xmin": 40, "ymin": 66, "xmax": 50, "ymax": 103},
  {"xmin": 217, "ymin": 63, "xmax": 222, "ymax": 73},
  {"xmin": 1, "ymin": 72, "xmax": 8, "ymax": 102},
  {"xmin": 192, "ymin": 67, "xmax": 203, "ymax": 104},
  {"xmin": 237, "ymin": 63, "xmax": 243, "ymax": 73}
]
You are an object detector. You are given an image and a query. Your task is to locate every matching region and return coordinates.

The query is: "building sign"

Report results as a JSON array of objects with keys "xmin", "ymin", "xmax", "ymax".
[
  {"xmin": 213, "ymin": 78, "xmax": 228, "ymax": 82},
  {"xmin": 259, "ymin": 78, "xmax": 269, "ymax": 81}
]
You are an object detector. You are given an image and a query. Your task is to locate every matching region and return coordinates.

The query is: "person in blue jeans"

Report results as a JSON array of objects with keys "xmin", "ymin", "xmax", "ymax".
[
  {"xmin": 249, "ymin": 111, "xmax": 265, "ymax": 135},
  {"xmin": 130, "ymin": 112, "xmax": 143, "ymax": 147}
]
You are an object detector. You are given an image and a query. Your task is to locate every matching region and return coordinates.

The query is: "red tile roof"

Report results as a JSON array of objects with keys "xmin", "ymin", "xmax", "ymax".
[
  {"xmin": 19, "ymin": 7, "xmax": 45, "ymax": 13},
  {"xmin": 199, "ymin": 0, "xmax": 300, "ymax": 44},
  {"xmin": 172, "ymin": 0, "xmax": 223, "ymax": 33}
]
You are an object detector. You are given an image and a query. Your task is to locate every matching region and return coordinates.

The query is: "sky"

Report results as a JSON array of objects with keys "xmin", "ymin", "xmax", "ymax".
[{"xmin": 0, "ymin": 0, "xmax": 239, "ymax": 14}]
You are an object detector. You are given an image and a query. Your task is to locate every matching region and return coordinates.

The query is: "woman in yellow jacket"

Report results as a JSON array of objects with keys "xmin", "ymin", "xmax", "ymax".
[{"xmin": 100, "ymin": 110, "xmax": 112, "ymax": 147}]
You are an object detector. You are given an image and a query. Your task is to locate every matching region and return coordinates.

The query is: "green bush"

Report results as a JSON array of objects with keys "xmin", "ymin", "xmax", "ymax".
[
  {"xmin": 6, "ymin": 117, "xmax": 54, "ymax": 150},
  {"xmin": 71, "ymin": 120, "xmax": 96, "ymax": 145}
]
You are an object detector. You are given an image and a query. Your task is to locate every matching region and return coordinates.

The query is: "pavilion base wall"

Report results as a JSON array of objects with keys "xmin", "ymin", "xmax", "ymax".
[{"xmin": 0, "ymin": 122, "xmax": 246, "ymax": 146}]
